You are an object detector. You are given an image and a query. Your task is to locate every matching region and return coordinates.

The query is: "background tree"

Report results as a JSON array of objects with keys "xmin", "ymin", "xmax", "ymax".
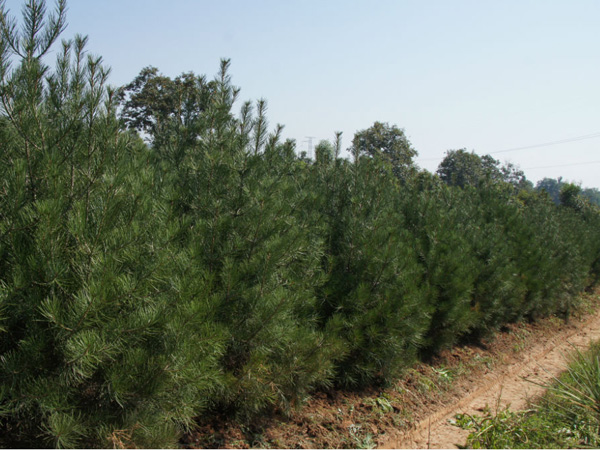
[
  {"xmin": 437, "ymin": 149, "xmax": 502, "ymax": 188},
  {"xmin": 582, "ymin": 187, "xmax": 600, "ymax": 206},
  {"xmin": 500, "ymin": 162, "xmax": 533, "ymax": 191},
  {"xmin": 535, "ymin": 177, "xmax": 564, "ymax": 204},
  {"xmin": 117, "ymin": 66, "xmax": 213, "ymax": 149},
  {"xmin": 350, "ymin": 121, "xmax": 418, "ymax": 180},
  {"xmin": 560, "ymin": 183, "xmax": 584, "ymax": 211},
  {"xmin": 437, "ymin": 149, "xmax": 531, "ymax": 191},
  {"xmin": 535, "ymin": 178, "xmax": 599, "ymax": 207}
]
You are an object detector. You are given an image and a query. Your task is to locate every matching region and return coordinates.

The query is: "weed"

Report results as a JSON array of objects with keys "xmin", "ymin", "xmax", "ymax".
[
  {"xmin": 473, "ymin": 353, "xmax": 495, "ymax": 369},
  {"xmin": 541, "ymin": 342, "xmax": 600, "ymax": 427},
  {"xmin": 347, "ymin": 424, "xmax": 376, "ymax": 449},
  {"xmin": 405, "ymin": 368, "xmax": 437, "ymax": 393},
  {"xmin": 375, "ymin": 396, "xmax": 394, "ymax": 414},
  {"xmin": 432, "ymin": 366, "xmax": 454, "ymax": 384},
  {"xmin": 453, "ymin": 340, "xmax": 600, "ymax": 448}
]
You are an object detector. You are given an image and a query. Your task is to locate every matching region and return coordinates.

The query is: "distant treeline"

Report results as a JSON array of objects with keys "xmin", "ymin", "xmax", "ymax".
[
  {"xmin": 1, "ymin": 2, "xmax": 599, "ymax": 448},
  {"xmin": 536, "ymin": 176, "xmax": 600, "ymax": 206}
]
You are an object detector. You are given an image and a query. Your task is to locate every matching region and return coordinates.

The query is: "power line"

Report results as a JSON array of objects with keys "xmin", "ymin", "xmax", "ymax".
[
  {"xmin": 523, "ymin": 160, "xmax": 600, "ymax": 170},
  {"xmin": 417, "ymin": 130, "xmax": 600, "ymax": 163},
  {"xmin": 490, "ymin": 131, "xmax": 600, "ymax": 155}
]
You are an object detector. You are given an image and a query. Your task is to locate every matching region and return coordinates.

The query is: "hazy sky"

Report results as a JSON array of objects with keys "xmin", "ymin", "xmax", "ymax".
[{"xmin": 5, "ymin": 0, "xmax": 599, "ymax": 188}]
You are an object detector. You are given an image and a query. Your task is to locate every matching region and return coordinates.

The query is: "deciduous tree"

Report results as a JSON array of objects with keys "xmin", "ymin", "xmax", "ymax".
[{"xmin": 350, "ymin": 121, "xmax": 418, "ymax": 180}]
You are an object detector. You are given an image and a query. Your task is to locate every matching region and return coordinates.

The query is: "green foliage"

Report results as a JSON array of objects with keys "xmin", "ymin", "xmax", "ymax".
[
  {"xmin": 400, "ymin": 181, "xmax": 480, "ymax": 353},
  {"xmin": 311, "ymin": 150, "xmax": 428, "ymax": 387},
  {"xmin": 456, "ymin": 407, "xmax": 598, "ymax": 449},
  {"xmin": 583, "ymin": 187, "xmax": 600, "ymax": 207},
  {"xmin": 350, "ymin": 121, "xmax": 418, "ymax": 181},
  {"xmin": 437, "ymin": 149, "xmax": 501, "ymax": 188},
  {"xmin": 437, "ymin": 149, "xmax": 531, "ymax": 192},
  {"xmin": 117, "ymin": 65, "xmax": 214, "ymax": 149},
  {"xmin": 464, "ymin": 186, "xmax": 528, "ymax": 332},
  {"xmin": 543, "ymin": 343, "xmax": 600, "ymax": 427},
  {"xmin": 1, "ymin": 1, "xmax": 600, "ymax": 446},
  {"xmin": 500, "ymin": 162, "xmax": 533, "ymax": 191},
  {"xmin": 536, "ymin": 177, "xmax": 600, "ymax": 208},
  {"xmin": 0, "ymin": 2, "xmax": 224, "ymax": 447},
  {"xmin": 149, "ymin": 60, "xmax": 337, "ymax": 417},
  {"xmin": 535, "ymin": 176, "xmax": 565, "ymax": 204}
]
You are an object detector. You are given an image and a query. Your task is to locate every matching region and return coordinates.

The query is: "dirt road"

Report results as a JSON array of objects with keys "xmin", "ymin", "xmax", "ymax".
[{"xmin": 381, "ymin": 307, "xmax": 600, "ymax": 449}]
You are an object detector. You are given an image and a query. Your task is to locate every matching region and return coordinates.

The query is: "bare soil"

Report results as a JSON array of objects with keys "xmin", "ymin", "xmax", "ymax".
[
  {"xmin": 184, "ymin": 288, "xmax": 600, "ymax": 449},
  {"xmin": 384, "ymin": 294, "xmax": 600, "ymax": 448}
]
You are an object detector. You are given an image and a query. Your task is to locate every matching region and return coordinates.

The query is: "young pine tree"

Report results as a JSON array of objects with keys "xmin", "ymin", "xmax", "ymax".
[
  {"xmin": 149, "ymin": 61, "xmax": 337, "ymax": 417},
  {"xmin": 400, "ymin": 179, "xmax": 480, "ymax": 354},
  {"xmin": 0, "ymin": 2, "xmax": 224, "ymax": 447},
  {"xmin": 311, "ymin": 139, "xmax": 428, "ymax": 387}
]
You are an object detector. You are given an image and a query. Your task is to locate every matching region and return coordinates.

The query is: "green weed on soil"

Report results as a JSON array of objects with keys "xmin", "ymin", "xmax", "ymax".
[{"xmin": 456, "ymin": 342, "xmax": 600, "ymax": 449}]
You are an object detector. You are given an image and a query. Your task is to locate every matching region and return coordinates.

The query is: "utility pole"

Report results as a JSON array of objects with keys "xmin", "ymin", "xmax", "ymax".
[{"xmin": 304, "ymin": 136, "xmax": 316, "ymax": 160}]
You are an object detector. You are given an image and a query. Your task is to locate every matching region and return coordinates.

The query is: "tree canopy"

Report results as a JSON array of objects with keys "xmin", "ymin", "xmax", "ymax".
[
  {"xmin": 117, "ymin": 66, "xmax": 214, "ymax": 145},
  {"xmin": 437, "ymin": 149, "xmax": 502, "ymax": 188},
  {"xmin": 536, "ymin": 177, "xmax": 600, "ymax": 207},
  {"xmin": 536, "ymin": 177, "xmax": 564, "ymax": 204},
  {"xmin": 350, "ymin": 121, "xmax": 418, "ymax": 180},
  {"xmin": 437, "ymin": 149, "xmax": 531, "ymax": 191}
]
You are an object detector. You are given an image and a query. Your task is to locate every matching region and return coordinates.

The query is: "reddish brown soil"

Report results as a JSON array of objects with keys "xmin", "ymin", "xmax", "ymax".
[
  {"xmin": 385, "ymin": 295, "xmax": 600, "ymax": 448},
  {"xmin": 183, "ymin": 288, "xmax": 600, "ymax": 449}
]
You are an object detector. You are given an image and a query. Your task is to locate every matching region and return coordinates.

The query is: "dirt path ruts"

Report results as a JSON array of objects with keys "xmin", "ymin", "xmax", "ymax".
[{"xmin": 380, "ymin": 307, "xmax": 600, "ymax": 449}]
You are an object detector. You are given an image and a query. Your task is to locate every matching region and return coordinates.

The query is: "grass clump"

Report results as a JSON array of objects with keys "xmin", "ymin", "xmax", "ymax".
[{"xmin": 456, "ymin": 341, "xmax": 600, "ymax": 448}]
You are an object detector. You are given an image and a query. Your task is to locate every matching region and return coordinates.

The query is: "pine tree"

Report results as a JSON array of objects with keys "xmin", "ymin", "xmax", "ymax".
[
  {"xmin": 149, "ymin": 61, "xmax": 337, "ymax": 417},
  {"xmin": 0, "ymin": 2, "xmax": 223, "ymax": 446},
  {"xmin": 310, "ymin": 139, "xmax": 428, "ymax": 387},
  {"xmin": 465, "ymin": 184, "xmax": 528, "ymax": 334}
]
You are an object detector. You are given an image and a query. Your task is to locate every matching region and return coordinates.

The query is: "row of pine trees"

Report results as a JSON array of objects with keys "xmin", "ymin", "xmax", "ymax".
[{"xmin": 1, "ymin": 2, "xmax": 600, "ymax": 447}]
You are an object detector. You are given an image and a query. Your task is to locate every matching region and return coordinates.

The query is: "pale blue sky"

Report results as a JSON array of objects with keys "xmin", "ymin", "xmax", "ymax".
[{"xmin": 5, "ymin": 0, "xmax": 600, "ymax": 188}]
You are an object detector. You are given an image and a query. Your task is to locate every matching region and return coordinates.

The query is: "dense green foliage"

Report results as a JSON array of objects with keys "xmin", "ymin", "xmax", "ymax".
[
  {"xmin": 350, "ymin": 121, "xmax": 418, "ymax": 181},
  {"xmin": 458, "ymin": 342, "xmax": 600, "ymax": 448},
  {"xmin": 1, "ymin": 1, "xmax": 600, "ymax": 447},
  {"xmin": 437, "ymin": 149, "xmax": 532, "ymax": 191},
  {"xmin": 536, "ymin": 176, "xmax": 600, "ymax": 207}
]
